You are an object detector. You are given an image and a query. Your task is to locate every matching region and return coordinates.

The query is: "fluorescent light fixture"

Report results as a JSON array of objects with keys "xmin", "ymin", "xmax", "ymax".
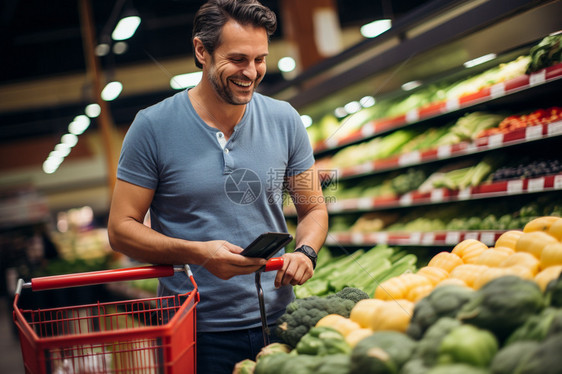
[
  {"xmin": 112, "ymin": 15, "xmax": 141, "ymax": 41},
  {"xmin": 278, "ymin": 57, "xmax": 296, "ymax": 73},
  {"xmin": 334, "ymin": 107, "xmax": 347, "ymax": 118},
  {"xmin": 360, "ymin": 19, "xmax": 392, "ymax": 38},
  {"xmin": 344, "ymin": 101, "xmax": 361, "ymax": 114},
  {"xmin": 68, "ymin": 115, "xmax": 91, "ymax": 135},
  {"xmin": 101, "ymin": 81, "xmax": 123, "ymax": 101},
  {"xmin": 360, "ymin": 96, "xmax": 375, "ymax": 108},
  {"xmin": 401, "ymin": 80, "xmax": 423, "ymax": 91},
  {"xmin": 170, "ymin": 72, "xmax": 203, "ymax": 89},
  {"xmin": 300, "ymin": 115, "xmax": 313, "ymax": 128},
  {"xmin": 113, "ymin": 41, "xmax": 128, "ymax": 55},
  {"xmin": 61, "ymin": 133, "xmax": 78, "ymax": 147},
  {"xmin": 43, "ymin": 158, "xmax": 61, "ymax": 174},
  {"xmin": 54, "ymin": 143, "xmax": 71, "ymax": 157},
  {"xmin": 95, "ymin": 43, "xmax": 110, "ymax": 57},
  {"xmin": 85, "ymin": 103, "xmax": 101, "ymax": 118},
  {"xmin": 463, "ymin": 53, "xmax": 497, "ymax": 68}
]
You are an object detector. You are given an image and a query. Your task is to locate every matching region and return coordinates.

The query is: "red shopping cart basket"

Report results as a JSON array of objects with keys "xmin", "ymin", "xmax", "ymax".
[{"xmin": 13, "ymin": 264, "xmax": 198, "ymax": 374}]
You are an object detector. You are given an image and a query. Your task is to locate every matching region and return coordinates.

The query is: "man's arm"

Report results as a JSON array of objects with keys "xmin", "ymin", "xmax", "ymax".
[
  {"xmin": 275, "ymin": 163, "xmax": 329, "ymax": 287},
  {"xmin": 107, "ymin": 179, "xmax": 266, "ymax": 279}
]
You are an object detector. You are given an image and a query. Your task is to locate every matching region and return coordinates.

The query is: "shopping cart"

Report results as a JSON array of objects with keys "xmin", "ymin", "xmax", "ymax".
[{"xmin": 13, "ymin": 264, "xmax": 199, "ymax": 374}]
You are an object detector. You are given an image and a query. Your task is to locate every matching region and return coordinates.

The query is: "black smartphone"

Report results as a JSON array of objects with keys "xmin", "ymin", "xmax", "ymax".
[{"xmin": 240, "ymin": 232, "xmax": 293, "ymax": 259}]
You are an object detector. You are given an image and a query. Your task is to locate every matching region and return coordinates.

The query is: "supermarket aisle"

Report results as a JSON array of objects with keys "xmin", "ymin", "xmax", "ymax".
[{"xmin": 0, "ymin": 297, "xmax": 25, "ymax": 373}]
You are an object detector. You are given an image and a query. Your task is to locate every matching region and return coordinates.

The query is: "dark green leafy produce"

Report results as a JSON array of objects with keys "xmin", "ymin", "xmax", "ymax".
[
  {"xmin": 399, "ymin": 358, "xmax": 429, "ymax": 374},
  {"xmin": 526, "ymin": 34, "xmax": 562, "ymax": 74},
  {"xmin": 314, "ymin": 354, "xmax": 351, "ymax": 374},
  {"xmin": 506, "ymin": 307, "xmax": 562, "ymax": 345},
  {"xmin": 255, "ymin": 342, "xmax": 291, "ymax": 360},
  {"xmin": 545, "ymin": 272, "xmax": 562, "ymax": 307},
  {"xmin": 457, "ymin": 276, "xmax": 545, "ymax": 342},
  {"xmin": 275, "ymin": 296, "xmax": 355, "ymax": 347},
  {"xmin": 437, "ymin": 324, "xmax": 498, "ymax": 367},
  {"xmin": 350, "ymin": 331, "xmax": 417, "ymax": 374},
  {"xmin": 517, "ymin": 332, "xmax": 562, "ymax": 374},
  {"xmin": 414, "ymin": 317, "xmax": 462, "ymax": 367},
  {"xmin": 232, "ymin": 359, "xmax": 256, "ymax": 374},
  {"xmin": 407, "ymin": 284, "xmax": 475, "ymax": 339},
  {"xmin": 254, "ymin": 352, "xmax": 350, "ymax": 374},
  {"xmin": 295, "ymin": 326, "xmax": 351, "ymax": 356},
  {"xmin": 489, "ymin": 341, "xmax": 540, "ymax": 374},
  {"xmin": 330, "ymin": 287, "xmax": 370, "ymax": 303}
]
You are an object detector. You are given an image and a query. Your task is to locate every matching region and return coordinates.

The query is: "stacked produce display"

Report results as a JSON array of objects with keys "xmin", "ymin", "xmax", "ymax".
[{"xmin": 233, "ymin": 216, "xmax": 562, "ymax": 373}]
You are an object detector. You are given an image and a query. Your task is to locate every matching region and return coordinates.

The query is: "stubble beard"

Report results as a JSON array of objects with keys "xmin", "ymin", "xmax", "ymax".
[{"xmin": 207, "ymin": 64, "xmax": 260, "ymax": 106}]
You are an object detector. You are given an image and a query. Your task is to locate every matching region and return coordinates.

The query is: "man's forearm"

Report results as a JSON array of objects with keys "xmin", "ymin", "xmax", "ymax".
[{"xmin": 294, "ymin": 206, "xmax": 329, "ymax": 253}]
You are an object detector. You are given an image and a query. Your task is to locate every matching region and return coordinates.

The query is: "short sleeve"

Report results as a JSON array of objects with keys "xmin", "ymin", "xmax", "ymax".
[{"xmin": 285, "ymin": 104, "xmax": 315, "ymax": 176}]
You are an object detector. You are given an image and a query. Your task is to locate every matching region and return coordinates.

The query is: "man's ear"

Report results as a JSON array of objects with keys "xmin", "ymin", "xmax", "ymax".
[{"xmin": 193, "ymin": 37, "xmax": 207, "ymax": 67}]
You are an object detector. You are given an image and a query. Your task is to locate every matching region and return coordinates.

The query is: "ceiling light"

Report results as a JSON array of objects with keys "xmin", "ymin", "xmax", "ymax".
[
  {"xmin": 113, "ymin": 41, "xmax": 128, "ymax": 55},
  {"xmin": 334, "ymin": 107, "xmax": 347, "ymax": 118},
  {"xmin": 101, "ymin": 81, "xmax": 123, "ymax": 101},
  {"xmin": 68, "ymin": 115, "xmax": 91, "ymax": 135},
  {"xmin": 344, "ymin": 101, "xmax": 361, "ymax": 114},
  {"xmin": 43, "ymin": 158, "xmax": 61, "ymax": 174},
  {"xmin": 54, "ymin": 144, "xmax": 71, "ymax": 157},
  {"xmin": 85, "ymin": 103, "xmax": 101, "ymax": 118},
  {"xmin": 360, "ymin": 19, "xmax": 392, "ymax": 38},
  {"xmin": 300, "ymin": 115, "xmax": 313, "ymax": 128},
  {"xmin": 95, "ymin": 43, "xmax": 110, "ymax": 57},
  {"xmin": 401, "ymin": 80, "xmax": 422, "ymax": 91},
  {"xmin": 278, "ymin": 57, "xmax": 296, "ymax": 73},
  {"xmin": 360, "ymin": 96, "xmax": 375, "ymax": 108},
  {"xmin": 61, "ymin": 133, "xmax": 78, "ymax": 147},
  {"xmin": 112, "ymin": 15, "xmax": 141, "ymax": 41},
  {"xmin": 463, "ymin": 53, "xmax": 497, "ymax": 68},
  {"xmin": 170, "ymin": 72, "xmax": 203, "ymax": 89}
]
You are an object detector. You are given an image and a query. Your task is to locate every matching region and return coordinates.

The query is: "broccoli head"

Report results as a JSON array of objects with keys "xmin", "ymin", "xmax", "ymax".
[
  {"xmin": 331, "ymin": 287, "xmax": 370, "ymax": 304},
  {"xmin": 275, "ymin": 296, "xmax": 355, "ymax": 347}
]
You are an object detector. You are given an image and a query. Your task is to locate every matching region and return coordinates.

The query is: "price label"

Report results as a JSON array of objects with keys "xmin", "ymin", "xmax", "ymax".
[
  {"xmin": 406, "ymin": 109, "xmax": 420, "ymax": 123},
  {"xmin": 357, "ymin": 197, "xmax": 373, "ymax": 210},
  {"xmin": 398, "ymin": 151, "xmax": 421, "ymax": 166},
  {"xmin": 458, "ymin": 188, "xmax": 471, "ymax": 200},
  {"xmin": 507, "ymin": 179, "xmax": 524, "ymax": 194},
  {"xmin": 480, "ymin": 232, "xmax": 496, "ymax": 246},
  {"xmin": 361, "ymin": 123, "xmax": 376, "ymax": 138},
  {"xmin": 487, "ymin": 134, "xmax": 504, "ymax": 148},
  {"xmin": 465, "ymin": 142, "xmax": 478, "ymax": 153},
  {"xmin": 445, "ymin": 232, "xmax": 461, "ymax": 245},
  {"xmin": 399, "ymin": 193, "xmax": 413, "ymax": 206},
  {"xmin": 465, "ymin": 232, "xmax": 479, "ymax": 240},
  {"xmin": 437, "ymin": 145, "xmax": 452, "ymax": 159},
  {"xmin": 446, "ymin": 97, "xmax": 460, "ymax": 112},
  {"xmin": 351, "ymin": 232, "xmax": 364, "ymax": 245},
  {"xmin": 528, "ymin": 177, "xmax": 545, "ymax": 192},
  {"xmin": 490, "ymin": 83, "xmax": 505, "ymax": 98},
  {"xmin": 409, "ymin": 232, "xmax": 422, "ymax": 245},
  {"xmin": 525, "ymin": 125, "xmax": 543, "ymax": 141},
  {"xmin": 375, "ymin": 233, "xmax": 388, "ymax": 244},
  {"xmin": 431, "ymin": 188, "xmax": 445, "ymax": 202},
  {"xmin": 548, "ymin": 121, "xmax": 562, "ymax": 136},
  {"xmin": 529, "ymin": 70, "xmax": 546, "ymax": 86},
  {"xmin": 555, "ymin": 175, "xmax": 562, "ymax": 190},
  {"xmin": 422, "ymin": 232, "xmax": 435, "ymax": 245}
]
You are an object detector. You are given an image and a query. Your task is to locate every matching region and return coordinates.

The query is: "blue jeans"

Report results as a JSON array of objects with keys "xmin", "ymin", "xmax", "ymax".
[{"xmin": 196, "ymin": 326, "xmax": 281, "ymax": 374}]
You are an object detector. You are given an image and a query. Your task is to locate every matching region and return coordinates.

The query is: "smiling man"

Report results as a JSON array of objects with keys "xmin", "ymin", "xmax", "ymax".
[{"xmin": 107, "ymin": 0, "xmax": 328, "ymax": 373}]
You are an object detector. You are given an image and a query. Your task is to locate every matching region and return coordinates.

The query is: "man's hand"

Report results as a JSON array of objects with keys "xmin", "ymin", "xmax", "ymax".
[
  {"xmin": 198, "ymin": 240, "xmax": 267, "ymax": 280},
  {"xmin": 274, "ymin": 252, "xmax": 314, "ymax": 288}
]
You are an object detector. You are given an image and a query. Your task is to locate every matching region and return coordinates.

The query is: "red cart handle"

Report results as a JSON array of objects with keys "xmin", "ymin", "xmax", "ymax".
[
  {"xmin": 264, "ymin": 257, "xmax": 284, "ymax": 272},
  {"xmin": 25, "ymin": 265, "xmax": 175, "ymax": 292}
]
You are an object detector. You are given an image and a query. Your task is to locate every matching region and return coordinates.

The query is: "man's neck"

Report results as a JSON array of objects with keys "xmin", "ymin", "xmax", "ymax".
[{"xmin": 189, "ymin": 84, "xmax": 246, "ymax": 138}]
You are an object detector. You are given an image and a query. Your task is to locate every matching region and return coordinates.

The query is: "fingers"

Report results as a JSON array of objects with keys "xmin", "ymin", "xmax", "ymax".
[{"xmin": 274, "ymin": 253, "xmax": 313, "ymax": 288}]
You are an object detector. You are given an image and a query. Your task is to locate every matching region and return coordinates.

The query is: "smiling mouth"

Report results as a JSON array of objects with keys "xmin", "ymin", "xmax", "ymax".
[{"xmin": 231, "ymin": 79, "xmax": 253, "ymax": 88}]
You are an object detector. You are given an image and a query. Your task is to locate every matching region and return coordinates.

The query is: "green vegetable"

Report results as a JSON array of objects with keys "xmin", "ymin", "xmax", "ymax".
[
  {"xmin": 426, "ymin": 364, "xmax": 490, "ymax": 374},
  {"xmin": 489, "ymin": 341, "xmax": 540, "ymax": 374},
  {"xmin": 407, "ymin": 284, "xmax": 476, "ymax": 340},
  {"xmin": 457, "ymin": 275, "xmax": 545, "ymax": 342},
  {"xmin": 399, "ymin": 358, "xmax": 429, "ymax": 374},
  {"xmin": 350, "ymin": 331, "xmax": 417, "ymax": 374},
  {"xmin": 545, "ymin": 271, "xmax": 562, "ymax": 307},
  {"xmin": 516, "ymin": 332, "xmax": 562, "ymax": 374},
  {"xmin": 254, "ymin": 352, "xmax": 350, "ymax": 374},
  {"xmin": 331, "ymin": 287, "xmax": 370, "ymax": 303},
  {"xmin": 414, "ymin": 317, "xmax": 462, "ymax": 367},
  {"xmin": 295, "ymin": 326, "xmax": 351, "ymax": 356},
  {"xmin": 506, "ymin": 307, "xmax": 562, "ymax": 345},
  {"xmin": 255, "ymin": 342, "xmax": 291, "ymax": 360},
  {"xmin": 315, "ymin": 354, "xmax": 351, "ymax": 374},
  {"xmin": 526, "ymin": 34, "xmax": 562, "ymax": 74},
  {"xmin": 232, "ymin": 359, "xmax": 256, "ymax": 374},
  {"xmin": 438, "ymin": 324, "xmax": 498, "ymax": 367},
  {"xmin": 275, "ymin": 296, "xmax": 355, "ymax": 347}
]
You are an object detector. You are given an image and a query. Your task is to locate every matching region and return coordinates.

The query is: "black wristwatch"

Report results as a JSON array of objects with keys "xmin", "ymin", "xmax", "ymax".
[{"xmin": 295, "ymin": 245, "xmax": 317, "ymax": 269}]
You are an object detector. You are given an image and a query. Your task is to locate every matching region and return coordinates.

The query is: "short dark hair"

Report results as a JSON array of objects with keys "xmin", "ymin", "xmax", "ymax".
[{"xmin": 192, "ymin": 0, "xmax": 277, "ymax": 68}]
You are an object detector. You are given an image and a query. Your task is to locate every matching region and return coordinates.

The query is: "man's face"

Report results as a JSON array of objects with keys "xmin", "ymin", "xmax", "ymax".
[{"xmin": 205, "ymin": 20, "xmax": 269, "ymax": 105}]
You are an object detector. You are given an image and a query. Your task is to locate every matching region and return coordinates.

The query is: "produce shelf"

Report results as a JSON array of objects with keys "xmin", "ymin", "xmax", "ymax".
[
  {"xmin": 330, "ymin": 119, "xmax": 562, "ymax": 180},
  {"xmin": 313, "ymin": 62, "xmax": 562, "ymax": 155},
  {"xmin": 325, "ymin": 230, "xmax": 506, "ymax": 247},
  {"xmin": 284, "ymin": 173, "xmax": 562, "ymax": 216}
]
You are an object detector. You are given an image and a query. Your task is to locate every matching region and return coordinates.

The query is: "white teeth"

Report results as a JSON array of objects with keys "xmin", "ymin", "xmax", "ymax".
[{"xmin": 232, "ymin": 80, "xmax": 251, "ymax": 87}]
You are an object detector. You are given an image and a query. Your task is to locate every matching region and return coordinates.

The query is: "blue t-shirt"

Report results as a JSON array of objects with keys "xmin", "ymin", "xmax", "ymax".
[{"xmin": 117, "ymin": 89, "xmax": 314, "ymax": 332}]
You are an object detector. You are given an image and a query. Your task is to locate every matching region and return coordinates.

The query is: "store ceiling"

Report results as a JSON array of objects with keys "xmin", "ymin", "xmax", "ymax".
[{"xmin": 0, "ymin": 0, "xmax": 427, "ymax": 145}]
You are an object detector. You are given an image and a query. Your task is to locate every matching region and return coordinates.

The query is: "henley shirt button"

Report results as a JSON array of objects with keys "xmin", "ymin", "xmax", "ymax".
[
  {"xmin": 217, "ymin": 132, "xmax": 223, "ymax": 138},
  {"xmin": 224, "ymin": 148, "xmax": 229, "ymax": 154}
]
